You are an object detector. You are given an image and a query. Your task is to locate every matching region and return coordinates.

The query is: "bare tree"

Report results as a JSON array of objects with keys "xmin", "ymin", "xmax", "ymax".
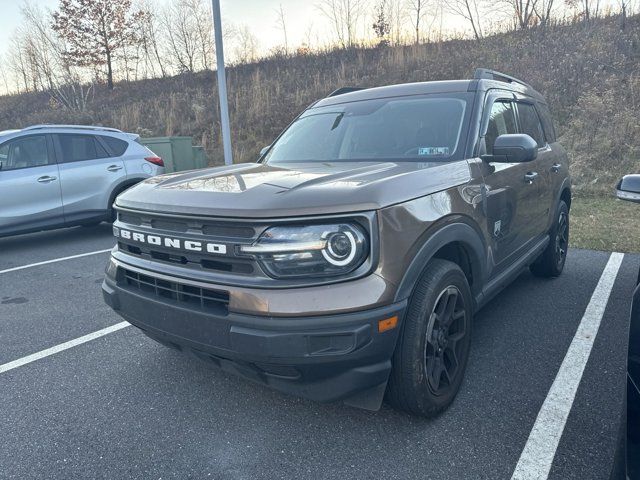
[
  {"xmin": 163, "ymin": 0, "xmax": 214, "ymax": 73},
  {"xmin": 0, "ymin": 55, "xmax": 10, "ymax": 94},
  {"xmin": 274, "ymin": 4, "xmax": 289, "ymax": 54},
  {"xmin": 501, "ymin": 0, "xmax": 540, "ymax": 28},
  {"xmin": 189, "ymin": 0, "xmax": 214, "ymax": 70},
  {"xmin": 387, "ymin": 0, "xmax": 407, "ymax": 45},
  {"xmin": 443, "ymin": 0, "xmax": 485, "ymax": 39},
  {"xmin": 137, "ymin": 1, "xmax": 167, "ymax": 77},
  {"xmin": 407, "ymin": 0, "xmax": 430, "ymax": 44},
  {"xmin": 52, "ymin": 0, "xmax": 144, "ymax": 89},
  {"xmin": 8, "ymin": 34, "xmax": 31, "ymax": 93},
  {"xmin": 233, "ymin": 24, "xmax": 259, "ymax": 63},
  {"xmin": 317, "ymin": 0, "xmax": 366, "ymax": 48},
  {"xmin": 565, "ymin": 0, "xmax": 600, "ymax": 21},
  {"xmin": 11, "ymin": 1, "xmax": 94, "ymax": 110},
  {"xmin": 533, "ymin": 0, "xmax": 556, "ymax": 26},
  {"xmin": 618, "ymin": 0, "xmax": 628, "ymax": 28},
  {"xmin": 163, "ymin": 1, "xmax": 198, "ymax": 72},
  {"xmin": 21, "ymin": 2, "xmax": 65, "ymax": 89}
]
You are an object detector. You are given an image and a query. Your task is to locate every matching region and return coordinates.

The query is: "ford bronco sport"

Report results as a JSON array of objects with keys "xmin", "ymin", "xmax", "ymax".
[{"xmin": 102, "ymin": 69, "xmax": 571, "ymax": 417}]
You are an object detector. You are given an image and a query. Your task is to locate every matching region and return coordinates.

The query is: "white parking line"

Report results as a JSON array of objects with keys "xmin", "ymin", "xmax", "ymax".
[
  {"xmin": 511, "ymin": 252, "xmax": 625, "ymax": 480},
  {"xmin": 0, "ymin": 248, "xmax": 112, "ymax": 275},
  {"xmin": 0, "ymin": 322, "xmax": 131, "ymax": 375}
]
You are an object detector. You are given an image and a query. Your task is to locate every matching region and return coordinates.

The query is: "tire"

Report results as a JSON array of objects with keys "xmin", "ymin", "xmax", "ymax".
[
  {"xmin": 107, "ymin": 186, "xmax": 129, "ymax": 223},
  {"xmin": 530, "ymin": 200, "xmax": 569, "ymax": 278},
  {"xmin": 386, "ymin": 259, "xmax": 473, "ymax": 417}
]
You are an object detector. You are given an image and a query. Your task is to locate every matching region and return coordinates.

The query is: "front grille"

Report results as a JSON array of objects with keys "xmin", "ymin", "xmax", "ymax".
[
  {"xmin": 115, "ymin": 210, "xmax": 262, "ymax": 277},
  {"xmin": 118, "ymin": 242, "xmax": 256, "ymax": 274},
  {"xmin": 120, "ymin": 268, "xmax": 229, "ymax": 315}
]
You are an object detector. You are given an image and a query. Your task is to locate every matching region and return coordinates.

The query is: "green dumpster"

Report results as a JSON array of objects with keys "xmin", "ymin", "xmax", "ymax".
[{"xmin": 141, "ymin": 137, "xmax": 208, "ymax": 173}]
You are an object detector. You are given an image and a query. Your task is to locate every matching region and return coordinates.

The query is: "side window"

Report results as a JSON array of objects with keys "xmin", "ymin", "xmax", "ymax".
[
  {"xmin": 485, "ymin": 101, "xmax": 517, "ymax": 154},
  {"xmin": 517, "ymin": 103, "xmax": 546, "ymax": 147},
  {"xmin": 100, "ymin": 136, "xmax": 129, "ymax": 157},
  {"xmin": 537, "ymin": 103, "xmax": 556, "ymax": 143},
  {"xmin": 57, "ymin": 134, "xmax": 110, "ymax": 163},
  {"xmin": 0, "ymin": 135, "xmax": 51, "ymax": 171}
]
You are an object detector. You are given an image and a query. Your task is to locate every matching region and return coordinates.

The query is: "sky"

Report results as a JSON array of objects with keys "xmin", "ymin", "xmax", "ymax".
[
  {"xmin": 0, "ymin": 0, "xmax": 626, "ymax": 65},
  {"xmin": 0, "ymin": 0, "xmax": 338, "ymax": 62}
]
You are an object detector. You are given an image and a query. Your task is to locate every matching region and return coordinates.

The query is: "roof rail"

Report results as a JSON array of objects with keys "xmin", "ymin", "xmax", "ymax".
[
  {"xmin": 23, "ymin": 124, "xmax": 123, "ymax": 133},
  {"xmin": 328, "ymin": 87, "xmax": 365, "ymax": 97},
  {"xmin": 473, "ymin": 68, "xmax": 532, "ymax": 89}
]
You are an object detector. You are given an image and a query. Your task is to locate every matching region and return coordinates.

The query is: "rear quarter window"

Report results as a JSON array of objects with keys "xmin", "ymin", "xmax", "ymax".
[
  {"xmin": 536, "ymin": 103, "xmax": 557, "ymax": 143},
  {"xmin": 517, "ymin": 103, "xmax": 546, "ymax": 147},
  {"xmin": 100, "ymin": 136, "xmax": 129, "ymax": 157}
]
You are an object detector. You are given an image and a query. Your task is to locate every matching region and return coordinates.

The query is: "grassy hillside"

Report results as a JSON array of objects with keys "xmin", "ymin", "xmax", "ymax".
[{"xmin": 0, "ymin": 14, "xmax": 639, "ymax": 194}]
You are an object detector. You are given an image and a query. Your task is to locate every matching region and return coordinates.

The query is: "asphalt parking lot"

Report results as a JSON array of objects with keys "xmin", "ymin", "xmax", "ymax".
[{"xmin": 0, "ymin": 225, "xmax": 637, "ymax": 480}]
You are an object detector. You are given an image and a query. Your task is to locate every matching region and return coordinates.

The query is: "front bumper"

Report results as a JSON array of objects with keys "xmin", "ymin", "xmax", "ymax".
[{"xmin": 102, "ymin": 262, "xmax": 406, "ymax": 407}]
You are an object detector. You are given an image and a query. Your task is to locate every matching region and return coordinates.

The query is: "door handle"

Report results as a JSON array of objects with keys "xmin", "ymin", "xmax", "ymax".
[
  {"xmin": 107, "ymin": 165, "xmax": 123, "ymax": 172},
  {"xmin": 37, "ymin": 175, "xmax": 57, "ymax": 183},
  {"xmin": 551, "ymin": 163, "xmax": 561, "ymax": 173},
  {"xmin": 524, "ymin": 172, "xmax": 538, "ymax": 184}
]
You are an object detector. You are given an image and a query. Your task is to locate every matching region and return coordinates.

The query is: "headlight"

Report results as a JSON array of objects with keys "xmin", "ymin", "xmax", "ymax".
[{"xmin": 240, "ymin": 224, "xmax": 368, "ymax": 278}]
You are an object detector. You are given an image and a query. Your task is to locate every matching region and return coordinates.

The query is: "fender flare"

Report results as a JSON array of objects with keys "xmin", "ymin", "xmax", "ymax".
[{"xmin": 393, "ymin": 222, "xmax": 487, "ymax": 306}]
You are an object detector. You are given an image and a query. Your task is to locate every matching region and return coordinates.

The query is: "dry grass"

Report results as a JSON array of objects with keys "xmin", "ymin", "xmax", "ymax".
[
  {"xmin": 570, "ymin": 195, "xmax": 640, "ymax": 253},
  {"xmin": 0, "ymin": 14, "xmax": 638, "ymax": 193},
  {"xmin": 0, "ymin": 15, "xmax": 635, "ymax": 253}
]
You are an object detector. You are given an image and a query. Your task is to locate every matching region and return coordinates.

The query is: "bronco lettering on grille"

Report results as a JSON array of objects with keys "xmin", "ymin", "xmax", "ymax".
[{"xmin": 115, "ymin": 228, "xmax": 228, "ymax": 255}]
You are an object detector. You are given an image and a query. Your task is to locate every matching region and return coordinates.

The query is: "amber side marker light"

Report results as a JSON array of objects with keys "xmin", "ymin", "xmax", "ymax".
[{"xmin": 378, "ymin": 316, "xmax": 398, "ymax": 333}]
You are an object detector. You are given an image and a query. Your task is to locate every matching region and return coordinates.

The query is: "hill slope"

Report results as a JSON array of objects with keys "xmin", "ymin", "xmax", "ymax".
[{"xmin": 0, "ymin": 14, "xmax": 638, "ymax": 192}]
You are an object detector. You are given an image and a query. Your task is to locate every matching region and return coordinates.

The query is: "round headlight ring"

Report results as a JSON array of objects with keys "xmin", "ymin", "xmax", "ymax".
[{"xmin": 322, "ymin": 230, "xmax": 358, "ymax": 266}]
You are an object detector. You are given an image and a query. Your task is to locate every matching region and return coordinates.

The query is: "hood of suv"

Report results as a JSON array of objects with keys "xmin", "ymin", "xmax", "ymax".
[{"xmin": 115, "ymin": 161, "xmax": 471, "ymax": 218}]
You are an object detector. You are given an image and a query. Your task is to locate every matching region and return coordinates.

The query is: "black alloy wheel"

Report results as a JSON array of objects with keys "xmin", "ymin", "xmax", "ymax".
[{"xmin": 424, "ymin": 286, "xmax": 468, "ymax": 396}]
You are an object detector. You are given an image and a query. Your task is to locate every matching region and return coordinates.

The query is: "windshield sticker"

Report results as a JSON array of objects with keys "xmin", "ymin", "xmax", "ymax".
[{"xmin": 418, "ymin": 147, "xmax": 450, "ymax": 156}]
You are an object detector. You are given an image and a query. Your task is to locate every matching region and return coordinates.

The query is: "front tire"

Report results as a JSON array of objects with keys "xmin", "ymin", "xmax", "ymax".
[
  {"xmin": 386, "ymin": 259, "xmax": 473, "ymax": 417},
  {"xmin": 530, "ymin": 200, "xmax": 569, "ymax": 278}
]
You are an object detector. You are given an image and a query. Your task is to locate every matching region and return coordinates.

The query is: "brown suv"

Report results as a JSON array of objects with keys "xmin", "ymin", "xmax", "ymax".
[{"xmin": 102, "ymin": 69, "xmax": 571, "ymax": 417}]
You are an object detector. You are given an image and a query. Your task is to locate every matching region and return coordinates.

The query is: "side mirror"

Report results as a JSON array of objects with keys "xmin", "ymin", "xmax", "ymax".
[
  {"xmin": 616, "ymin": 174, "xmax": 640, "ymax": 203},
  {"xmin": 483, "ymin": 134, "xmax": 538, "ymax": 163},
  {"xmin": 258, "ymin": 145, "xmax": 271, "ymax": 161}
]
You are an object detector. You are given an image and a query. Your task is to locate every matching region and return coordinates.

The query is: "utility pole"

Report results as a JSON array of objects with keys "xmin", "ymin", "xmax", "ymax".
[{"xmin": 211, "ymin": 0, "xmax": 233, "ymax": 165}]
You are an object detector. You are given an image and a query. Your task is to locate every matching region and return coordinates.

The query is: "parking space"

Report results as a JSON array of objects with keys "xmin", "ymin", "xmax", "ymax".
[{"xmin": 0, "ymin": 227, "xmax": 636, "ymax": 480}]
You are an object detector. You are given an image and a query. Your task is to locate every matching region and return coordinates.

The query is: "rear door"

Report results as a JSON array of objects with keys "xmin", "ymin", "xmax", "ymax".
[
  {"xmin": 478, "ymin": 95, "xmax": 547, "ymax": 267},
  {"xmin": 0, "ymin": 134, "xmax": 62, "ymax": 235},
  {"xmin": 54, "ymin": 133, "xmax": 127, "ymax": 222},
  {"xmin": 514, "ymin": 100, "xmax": 555, "ymax": 229}
]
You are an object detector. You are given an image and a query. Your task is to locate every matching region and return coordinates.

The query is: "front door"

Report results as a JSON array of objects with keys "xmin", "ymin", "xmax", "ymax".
[{"xmin": 0, "ymin": 134, "xmax": 62, "ymax": 236}]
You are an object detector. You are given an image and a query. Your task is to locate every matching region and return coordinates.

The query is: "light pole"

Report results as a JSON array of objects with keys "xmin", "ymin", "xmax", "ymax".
[{"xmin": 211, "ymin": 0, "xmax": 233, "ymax": 165}]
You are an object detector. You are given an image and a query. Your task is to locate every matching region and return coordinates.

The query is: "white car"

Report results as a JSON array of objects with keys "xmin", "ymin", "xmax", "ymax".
[{"xmin": 0, "ymin": 125, "xmax": 165, "ymax": 237}]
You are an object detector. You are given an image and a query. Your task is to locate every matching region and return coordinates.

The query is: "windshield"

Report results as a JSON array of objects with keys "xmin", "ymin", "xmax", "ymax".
[{"xmin": 265, "ymin": 94, "xmax": 471, "ymax": 164}]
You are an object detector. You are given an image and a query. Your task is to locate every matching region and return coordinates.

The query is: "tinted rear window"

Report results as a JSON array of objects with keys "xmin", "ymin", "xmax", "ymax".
[
  {"xmin": 517, "ymin": 103, "xmax": 546, "ymax": 147},
  {"xmin": 101, "ymin": 136, "xmax": 129, "ymax": 156},
  {"xmin": 536, "ymin": 103, "xmax": 557, "ymax": 143},
  {"xmin": 58, "ymin": 134, "xmax": 110, "ymax": 163}
]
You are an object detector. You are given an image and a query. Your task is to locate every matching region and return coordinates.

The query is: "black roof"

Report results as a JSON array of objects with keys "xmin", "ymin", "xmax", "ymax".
[{"xmin": 315, "ymin": 69, "xmax": 544, "ymax": 108}]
